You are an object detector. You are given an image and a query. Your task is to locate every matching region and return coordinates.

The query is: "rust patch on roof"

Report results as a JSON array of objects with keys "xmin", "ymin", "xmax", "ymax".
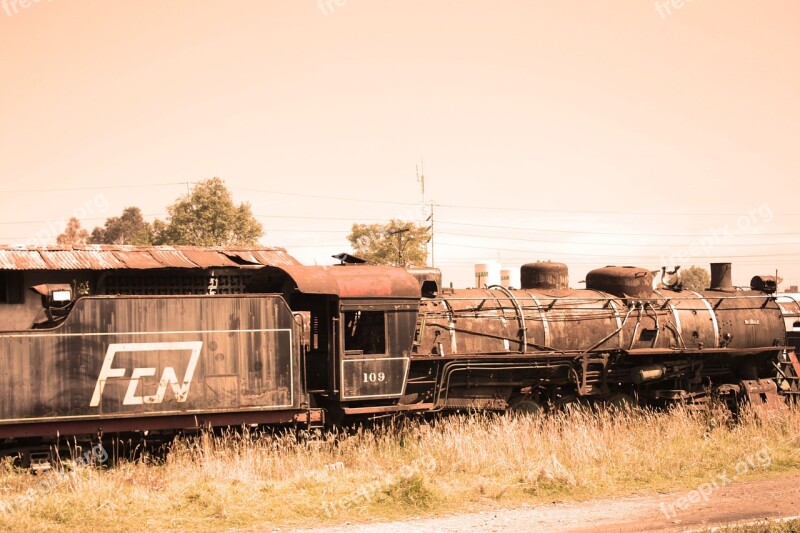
[
  {"xmin": 111, "ymin": 250, "xmax": 165, "ymax": 269},
  {"xmin": 145, "ymin": 248, "xmax": 200, "ymax": 268},
  {"xmin": 0, "ymin": 245, "xmax": 300, "ymax": 271},
  {"xmin": 178, "ymin": 248, "xmax": 240, "ymax": 268},
  {"xmin": 248, "ymin": 249, "xmax": 300, "ymax": 267},
  {"xmin": 0, "ymin": 248, "xmax": 50, "ymax": 270}
]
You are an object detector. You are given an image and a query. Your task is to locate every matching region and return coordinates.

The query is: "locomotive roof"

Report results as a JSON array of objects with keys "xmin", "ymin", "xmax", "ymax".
[
  {"xmin": 250, "ymin": 264, "xmax": 421, "ymax": 299},
  {"xmin": 0, "ymin": 244, "xmax": 300, "ymax": 270}
]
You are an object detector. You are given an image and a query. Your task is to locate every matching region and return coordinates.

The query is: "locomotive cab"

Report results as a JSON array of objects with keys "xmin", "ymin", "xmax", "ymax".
[{"xmin": 246, "ymin": 265, "xmax": 421, "ymax": 409}]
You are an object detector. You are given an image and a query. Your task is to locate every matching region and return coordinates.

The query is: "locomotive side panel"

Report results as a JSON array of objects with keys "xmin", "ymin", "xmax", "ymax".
[
  {"xmin": 525, "ymin": 290, "xmax": 625, "ymax": 352},
  {"xmin": 701, "ymin": 291, "xmax": 785, "ymax": 350},
  {"xmin": 0, "ymin": 295, "xmax": 303, "ymax": 432}
]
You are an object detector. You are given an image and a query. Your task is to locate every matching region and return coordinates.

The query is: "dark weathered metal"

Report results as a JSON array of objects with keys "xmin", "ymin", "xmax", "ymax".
[
  {"xmin": 0, "ymin": 409, "xmax": 322, "ymax": 439},
  {"xmin": 738, "ymin": 379, "xmax": 786, "ymax": 414},
  {"xmin": 406, "ymin": 267, "xmax": 442, "ymax": 296},
  {"xmin": 248, "ymin": 265, "xmax": 421, "ymax": 299},
  {"xmin": 710, "ymin": 262, "xmax": 734, "ymax": 290},
  {"xmin": 0, "ymin": 294, "xmax": 305, "ymax": 436},
  {"xmin": 520, "ymin": 262, "xmax": 569, "ymax": 290},
  {"xmin": 585, "ymin": 266, "xmax": 654, "ymax": 298},
  {"xmin": 751, "ymin": 275, "xmax": 779, "ymax": 293},
  {"xmin": 0, "ymin": 257, "xmax": 797, "ymax": 446}
]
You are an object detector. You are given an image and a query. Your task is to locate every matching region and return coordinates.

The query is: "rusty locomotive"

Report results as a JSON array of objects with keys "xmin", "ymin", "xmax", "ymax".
[{"xmin": 0, "ymin": 245, "xmax": 799, "ymax": 464}]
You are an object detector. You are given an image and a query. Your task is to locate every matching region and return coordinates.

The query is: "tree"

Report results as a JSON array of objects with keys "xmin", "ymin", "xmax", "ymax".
[
  {"xmin": 347, "ymin": 219, "xmax": 430, "ymax": 267},
  {"xmin": 90, "ymin": 207, "xmax": 153, "ymax": 245},
  {"xmin": 681, "ymin": 266, "xmax": 710, "ymax": 291},
  {"xmin": 154, "ymin": 178, "xmax": 263, "ymax": 246},
  {"xmin": 56, "ymin": 217, "xmax": 90, "ymax": 245}
]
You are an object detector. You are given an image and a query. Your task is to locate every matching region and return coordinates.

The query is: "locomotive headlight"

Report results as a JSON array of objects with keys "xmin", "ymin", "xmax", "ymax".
[
  {"xmin": 51, "ymin": 289, "xmax": 72, "ymax": 303},
  {"xmin": 30, "ymin": 283, "xmax": 74, "ymax": 305}
]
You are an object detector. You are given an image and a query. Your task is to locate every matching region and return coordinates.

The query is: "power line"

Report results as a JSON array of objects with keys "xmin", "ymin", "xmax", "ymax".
[
  {"xmin": 435, "ymin": 202, "xmax": 798, "ymax": 217},
  {"xmin": 436, "ymin": 231, "xmax": 800, "ymax": 248},
  {"xmin": 232, "ymin": 187, "xmax": 420, "ymax": 207},
  {"xmin": 437, "ymin": 220, "xmax": 800, "ymax": 238},
  {"xmin": 0, "ymin": 182, "xmax": 186, "ymax": 193},
  {"xmin": 433, "ymin": 240, "xmax": 800, "ymax": 258}
]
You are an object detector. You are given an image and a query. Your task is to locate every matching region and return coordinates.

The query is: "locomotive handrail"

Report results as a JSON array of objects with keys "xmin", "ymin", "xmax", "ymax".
[
  {"xmin": 488, "ymin": 285, "xmax": 528, "ymax": 354},
  {"xmin": 441, "ymin": 297, "xmax": 458, "ymax": 355},
  {"xmin": 583, "ymin": 305, "xmax": 636, "ymax": 353},
  {"xmin": 628, "ymin": 304, "xmax": 644, "ymax": 350},
  {"xmin": 433, "ymin": 294, "xmax": 778, "ymax": 303},
  {"xmin": 687, "ymin": 291, "xmax": 720, "ymax": 348},
  {"xmin": 644, "ymin": 303, "xmax": 660, "ymax": 348}
]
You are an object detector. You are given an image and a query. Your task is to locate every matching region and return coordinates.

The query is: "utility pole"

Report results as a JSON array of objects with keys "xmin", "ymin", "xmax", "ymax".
[
  {"xmin": 417, "ymin": 159, "xmax": 435, "ymax": 267},
  {"xmin": 427, "ymin": 203, "xmax": 435, "ymax": 267},
  {"xmin": 386, "ymin": 227, "xmax": 410, "ymax": 267}
]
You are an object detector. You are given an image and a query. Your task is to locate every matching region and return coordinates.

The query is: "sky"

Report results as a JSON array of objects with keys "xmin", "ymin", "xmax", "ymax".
[{"xmin": 1, "ymin": 0, "xmax": 798, "ymax": 288}]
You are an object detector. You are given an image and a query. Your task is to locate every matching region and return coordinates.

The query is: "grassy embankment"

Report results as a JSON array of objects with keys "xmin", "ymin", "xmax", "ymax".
[{"xmin": 1, "ymin": 406, "xmax": 799, "ymax": 531}]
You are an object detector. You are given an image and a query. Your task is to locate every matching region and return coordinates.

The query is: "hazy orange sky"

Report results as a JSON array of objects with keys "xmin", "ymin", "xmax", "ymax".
[{"xmin": 1, "ymin": 1, "xmax": 798, "ymax": 287}]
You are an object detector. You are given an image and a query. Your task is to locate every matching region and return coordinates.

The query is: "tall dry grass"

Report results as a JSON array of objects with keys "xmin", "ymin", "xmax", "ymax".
[{"xmin": 1, "ymin": 406, "xmax": 799, "ymax": 531}]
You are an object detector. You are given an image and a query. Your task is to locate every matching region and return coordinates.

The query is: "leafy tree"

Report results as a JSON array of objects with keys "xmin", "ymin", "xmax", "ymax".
[
  {"xmin": 56, "ymin": 217, "xmax": 90, "ymax": 245},
  {"xmin": 347, "ymin": 219, "xmax": 430, "ymax": 267},
  {"xmin": 90, "ymin": 207, "xmax": 153, "ymax": 245},
  {"xmin": 154, "ymin": 178, "xmax": 263, "ymax": 246},
  {"xmin": 681, "ymin": 266, "xmax": 710, "ymax": 291}
]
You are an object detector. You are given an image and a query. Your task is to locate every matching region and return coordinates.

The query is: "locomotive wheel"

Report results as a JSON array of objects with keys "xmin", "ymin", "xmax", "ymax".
[
  {"xmin": 552, "ymin": 394, "xmax": 583, "ymax": 412},
  {"xmin": 507, "ymin": 396, "xmax": 543, "ymax": 415},
  {"xmin": 606, "ymin": 392, "xmax": 637, "ymax": 411}
]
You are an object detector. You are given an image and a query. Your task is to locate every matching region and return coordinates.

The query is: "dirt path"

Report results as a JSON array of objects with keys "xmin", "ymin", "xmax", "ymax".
[{"xmin": 301, "ymin": 475, "xmax": 800, "ymax": 532}]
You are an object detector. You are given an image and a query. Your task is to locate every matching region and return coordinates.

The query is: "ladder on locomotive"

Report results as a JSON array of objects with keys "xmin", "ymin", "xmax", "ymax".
[{"xmin": 774, "ymin": 349, "xmax": 800, "ymax": 400}]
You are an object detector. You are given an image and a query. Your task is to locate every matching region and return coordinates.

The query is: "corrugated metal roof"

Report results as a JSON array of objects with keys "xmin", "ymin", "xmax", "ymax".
[
  {"xmin": 0, "ymin": 248, "xmax": 49, "ymax": 270},
  {"xmin": 180, "ymin": 248, "xmax": 240, "ymax": 268},
  {"xmin": 246, "ymin": 249, "xmax": 300, "ymax": 267},
  {"xmin": 0, "ymin": 245, "xmax": 300, "ymax": 271},
  {"xmin": 145, "ymin": 248, "xmax": 200, "ymax": 269}
]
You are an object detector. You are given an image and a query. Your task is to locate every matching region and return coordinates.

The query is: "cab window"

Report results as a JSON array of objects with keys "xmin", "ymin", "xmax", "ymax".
[{"xmin": 343, "ymin": 311, "xmax": 386, "ymax": 354}]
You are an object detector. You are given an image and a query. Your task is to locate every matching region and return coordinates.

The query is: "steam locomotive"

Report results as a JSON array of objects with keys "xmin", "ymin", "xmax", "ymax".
[{"xmin": 1, "ymin": 246, "xmax": 798, "ymax": 465}]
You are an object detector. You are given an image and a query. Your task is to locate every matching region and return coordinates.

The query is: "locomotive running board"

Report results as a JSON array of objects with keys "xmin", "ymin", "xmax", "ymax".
[
  {"xmin": 0, "ymin": 409, "xmax": 324, "ymax": 439},
  {"xmin": 342, "ymin": 403, "xmax": 434, "ymax": 415},
  {"xmin": 623, "ymin": 346, "xmax": 787, "ymax": 356}
]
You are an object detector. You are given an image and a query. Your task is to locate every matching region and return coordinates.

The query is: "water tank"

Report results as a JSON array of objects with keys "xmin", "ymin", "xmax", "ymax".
[
  {"xmin": 586, "ymin": 266, "xmax": 654, "ymax": 298},
  {"xmin": 520, "ymin": 262, "xmax": 569, "ymax": 290},
  {"xmin": 474, "ymin": 262, "xmax": 500, "ymax": 288}
]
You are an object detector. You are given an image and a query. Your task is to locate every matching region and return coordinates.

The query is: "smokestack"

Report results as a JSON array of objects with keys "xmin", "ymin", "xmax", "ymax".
[{"xmin": 710, "ymin": 263, "xmax": 733, "ymax": 291}]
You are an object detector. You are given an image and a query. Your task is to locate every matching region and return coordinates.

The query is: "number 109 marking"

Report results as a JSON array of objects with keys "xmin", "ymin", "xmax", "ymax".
[{"xmin": 363, "ymin": 372, "xmax": 386, "ymax": 383}]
